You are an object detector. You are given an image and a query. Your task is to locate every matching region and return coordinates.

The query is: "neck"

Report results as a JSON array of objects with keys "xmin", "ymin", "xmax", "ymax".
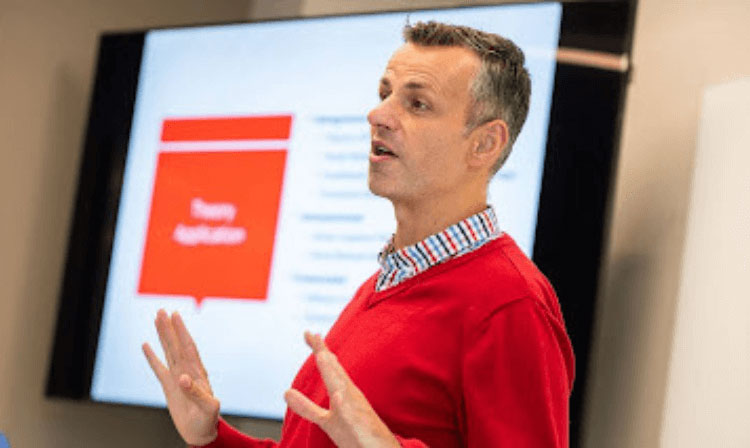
[{"xmin": 390, "ymin": 190, "xmax": 487, "ymax": 250}]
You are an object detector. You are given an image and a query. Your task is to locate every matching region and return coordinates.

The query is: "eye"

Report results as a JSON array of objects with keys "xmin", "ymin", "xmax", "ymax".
[
  {"xmin": 378, "ymin": 89, "xmax": 390, "ymax": 101},
  {"xmin": 410, "ymin": 98, "xmax": 429, "ymax": 111}
]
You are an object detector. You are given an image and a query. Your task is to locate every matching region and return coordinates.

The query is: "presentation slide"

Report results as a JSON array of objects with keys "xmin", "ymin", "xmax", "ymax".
[{"xmin": 90, "ymin": 3, "xmax": 562, "ymax": 419}]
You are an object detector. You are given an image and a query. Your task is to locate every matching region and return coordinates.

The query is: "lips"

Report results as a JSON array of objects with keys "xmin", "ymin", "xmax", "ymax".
[{"xmin": 371, "ymin": 140, "xmax": 397, "ymax": 157}]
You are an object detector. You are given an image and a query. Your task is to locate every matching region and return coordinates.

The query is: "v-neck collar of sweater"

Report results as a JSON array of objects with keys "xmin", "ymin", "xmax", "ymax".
[{"xmin": 366, "ymin": 234, "xmax": 511, "ymax": 309}]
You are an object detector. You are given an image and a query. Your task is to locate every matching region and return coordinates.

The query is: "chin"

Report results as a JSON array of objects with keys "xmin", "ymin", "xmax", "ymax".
[
  {"xmin": 367, "ymin": 176, "xmax": 400, "ymax": 201},
  {"xmin": 368, "ymin": 167, "xmax": 405, "ymax": 201},
  {"xmin": 367, "ymin": 181, "xmax": 390, "ymax": 199}
]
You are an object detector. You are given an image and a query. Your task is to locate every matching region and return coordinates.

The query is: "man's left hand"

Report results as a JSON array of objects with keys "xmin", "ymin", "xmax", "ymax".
[{"xmin": 284, "ymin": 332, "xmax": 400, "ymax": 448}]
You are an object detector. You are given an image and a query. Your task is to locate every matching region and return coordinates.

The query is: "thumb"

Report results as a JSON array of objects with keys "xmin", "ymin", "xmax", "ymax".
[{"xmin": 179, "ymin": 374, "xmax": 220, "ymax": 415}]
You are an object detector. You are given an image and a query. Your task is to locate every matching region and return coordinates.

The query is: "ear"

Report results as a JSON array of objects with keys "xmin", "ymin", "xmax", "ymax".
[{"xmin": 467, "ymin": 119, "xmax": 509, "ymax": 171}]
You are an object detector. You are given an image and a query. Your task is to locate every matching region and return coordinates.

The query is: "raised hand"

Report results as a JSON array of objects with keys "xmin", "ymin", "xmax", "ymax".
[
  {"xmin": 284, "ymin": 332, "xmax": 399, "ymax": 448},
  {"xmin": 142, "ymin": 309, "xmax": 220, "ymax": 446}
]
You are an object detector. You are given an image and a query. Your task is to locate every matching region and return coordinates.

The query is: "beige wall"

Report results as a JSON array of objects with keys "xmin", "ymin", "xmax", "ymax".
[
  {"xmin": 583, "ymin": 1, "xmax": 750, "ymax": 447},
  {"xmin": 2, "ymin": 0, "xmax": 749, "ymax": 446}
]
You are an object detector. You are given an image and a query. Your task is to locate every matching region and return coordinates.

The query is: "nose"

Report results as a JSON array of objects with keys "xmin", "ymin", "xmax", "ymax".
[{"xmin": 367, "ymin": 97, "xmax": 398, "ymax": 132}]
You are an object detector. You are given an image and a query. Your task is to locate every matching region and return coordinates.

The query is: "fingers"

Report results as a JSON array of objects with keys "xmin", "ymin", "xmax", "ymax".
[
  {"xmin": 152, "ymin": 310, "xmax": 214, "ymax": 390},
  {"xmin": 155, "ymin": 309, "xmax": 182, "ymax": 369},
  {"xmin": 145, "ymin": 337, "xmax": 219, "ymax": 412},
  {"xmin": 142, "ymin": 342, "xmax": 169, "ymax": 384},
  {"xmin": 179, "ymin": 373, "xmax": 221, "ymax": 415},
  {"xmin": 172, "ymin": 311, "xmax": 209, "ymax": 378},
  {"xmin": 305, "ymin": 332, "xmax": 350, "ymax": 397},
  {"xmin": 284, "ymin": 388, "xmax": 329, "ymax": 426},
  {"xmin": 304, "ymin": 330, "xmax": 324, "ymax": 353},
  {"xmin": 287, "ymin": 339, "xmax": 398, "ymax": 448}
]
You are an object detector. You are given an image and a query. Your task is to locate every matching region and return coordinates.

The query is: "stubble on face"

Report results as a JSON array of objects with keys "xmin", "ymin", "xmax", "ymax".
[{"xmin": 366, "ymin": 43, "xmax": 481, "ymax": 209}]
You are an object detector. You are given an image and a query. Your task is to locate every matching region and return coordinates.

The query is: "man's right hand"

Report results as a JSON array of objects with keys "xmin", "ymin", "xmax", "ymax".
[{"xmin": 143, "ymin": 309, "xmax": 220, "ymax": 446}]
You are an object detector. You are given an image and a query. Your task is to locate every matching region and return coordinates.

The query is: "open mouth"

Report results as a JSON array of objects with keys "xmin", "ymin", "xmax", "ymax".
[{"xmin": 372, "ymin": 141, "xmax": 397, "ymax": 157}]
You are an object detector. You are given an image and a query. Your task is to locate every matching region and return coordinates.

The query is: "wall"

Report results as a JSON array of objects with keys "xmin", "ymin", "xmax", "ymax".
[{"xmin": 583, "ymin": 2, "xmax": 750, "ymax": 447}]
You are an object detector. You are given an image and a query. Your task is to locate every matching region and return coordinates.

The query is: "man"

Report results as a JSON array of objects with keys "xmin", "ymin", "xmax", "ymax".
[{"xmin": 143, "ymin": 21, "xmax": 574, "ymax": 447}]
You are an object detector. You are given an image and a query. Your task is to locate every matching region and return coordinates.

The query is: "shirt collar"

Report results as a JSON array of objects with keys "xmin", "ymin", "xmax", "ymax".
[{"xmin": 375, "ymin": 206, "xmax": 501, "ymax": 291}]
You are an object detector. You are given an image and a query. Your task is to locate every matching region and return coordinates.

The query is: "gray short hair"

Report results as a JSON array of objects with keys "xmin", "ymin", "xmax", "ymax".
[{"xmin": 403, "ymin": 21, "xmax": 531, "ymax": 173}]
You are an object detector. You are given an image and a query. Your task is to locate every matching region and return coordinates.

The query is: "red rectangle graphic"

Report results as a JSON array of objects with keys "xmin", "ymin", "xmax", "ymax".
[
  {"xmin": 138, "ymin": 150, "xmax": 287, "ymax": 304},
  {"xmin": 161, "ymin": 115, "xmax": 293, "ymax": 142}
]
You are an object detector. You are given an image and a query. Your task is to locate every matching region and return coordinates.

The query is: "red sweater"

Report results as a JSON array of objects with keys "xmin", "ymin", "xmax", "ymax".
[{"xmin": 203, "ymin": 234, "xmax": 575, "ymax": 447}]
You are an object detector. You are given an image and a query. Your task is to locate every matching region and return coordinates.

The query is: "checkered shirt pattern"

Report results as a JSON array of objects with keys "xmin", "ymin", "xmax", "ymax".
[{"xmin": 375, "ymin": 206, "xmax": 501, "ymax": 292}]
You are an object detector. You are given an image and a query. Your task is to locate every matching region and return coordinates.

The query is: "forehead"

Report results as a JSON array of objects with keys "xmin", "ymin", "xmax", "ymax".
[{"xmin": 382, "ymin": 43, "xmax": 480, "ymax": 96}]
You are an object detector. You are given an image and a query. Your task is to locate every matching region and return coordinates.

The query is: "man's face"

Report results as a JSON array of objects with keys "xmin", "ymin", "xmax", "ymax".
[{"xmin": 367, "ymin": 43, "xmax": 481, "ymax": 205}]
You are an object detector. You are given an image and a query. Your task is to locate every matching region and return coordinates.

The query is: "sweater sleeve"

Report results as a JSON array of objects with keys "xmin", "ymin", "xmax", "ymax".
[
  {"xmin": 196, "ymin": 418, "xmax": 278, "ymax": 448},
  {"xmin": 461, "ymin": 297, "xmax": 574, "ymax": 448}
]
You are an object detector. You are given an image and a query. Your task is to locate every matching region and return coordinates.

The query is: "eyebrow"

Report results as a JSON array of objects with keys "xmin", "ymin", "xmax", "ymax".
[
  {"xmin": 404, "ymin": 81, "xmax": 430, "ymax": 91},
  {"xmin": 379, "ymin": 78, "xmax": 433, "ymax": 92}
]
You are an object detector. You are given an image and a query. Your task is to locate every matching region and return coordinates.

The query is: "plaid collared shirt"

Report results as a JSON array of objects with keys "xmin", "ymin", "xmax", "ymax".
[{"xmin": 375, "ymin": 206, "xmax": 502, "ymax": 292}]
